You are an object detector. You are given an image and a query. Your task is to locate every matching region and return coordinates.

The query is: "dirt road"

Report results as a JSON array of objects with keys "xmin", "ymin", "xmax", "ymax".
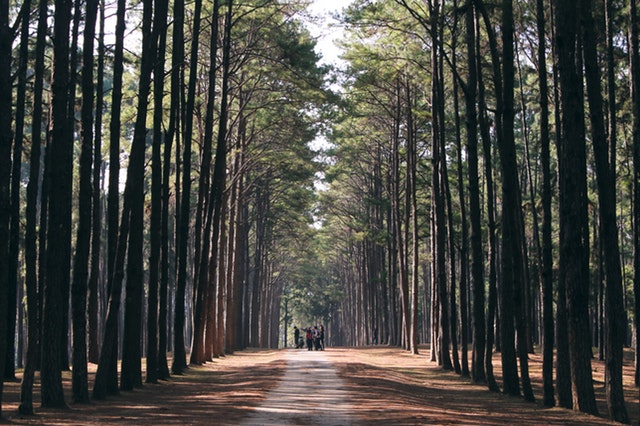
[{"xmin": 240, "ymin": 350, "xmax": 354, "ymax": 425}]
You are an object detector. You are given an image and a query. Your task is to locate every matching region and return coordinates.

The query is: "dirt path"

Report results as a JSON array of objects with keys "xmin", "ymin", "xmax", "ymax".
[{"xmin": 240, "ymin": 350, "xmax": 354, "ymax": 425}]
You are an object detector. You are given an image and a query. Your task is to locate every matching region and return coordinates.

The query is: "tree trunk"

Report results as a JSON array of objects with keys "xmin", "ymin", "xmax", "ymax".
[
  {"xmin": 146, "ymin": 0, "xmax": 170, "ymax": 384},
  {"xmin": 580, "ymin": 0, "xmax": 628, "ymax": 420},
  {"xmin": 0, "ymin": 0, "xmax": 11, "ymax": 414},
  {"xmin": 536, "ymin": 0, "xmax": 555, "ymax": 408},
  {"xmin": 465, "ymin": 0, "xmax": 485, "ymax": 384},
  {"xmin": 88, "ymin": 0, "xmax": 106, "ymax": 366},
  {"xmin": 42, "ymin": 0, "xmax": 73, "ymax": 407},
  {"xmin": 71, "ymin": 0, "xmax": 99, "ymax": 402},
  {"xmin": 19, "ymin": 0, "xmax": 48, "ymax": 412},
  {"xmin": 499, "ymin": 0, "xmax": 534, "ymax": 401},
  {"xmin": 630, "ymin": 0, "xmax": 640, "ymax": 391},
  {"xmin": 6, "ymin": 0, "xmax": 32, "ymax": 383},
  {"xmin": 102, "ymin": 0, "xmax": 126, "ymax": 394},
  {"xmin": 554, "ymin": 0, "xmax": 598, "ymax": 415},
  {"xmin": 192, "ymin": 0, "xmax": 221, "ymax": 364},
  {"xmin": 120, "ymin": 0, "xmax": 155, "ymax": 390},
  {"xmin": 451, "ymin": 0, "xmax": 469, "ymax": 375},
  {"xmin": 173, "ymin": 0, "xmax": 203, "ymax": 374},
  {"xmin": 477, "ymin": 47, "xmax": 499, "ymax": 393}
]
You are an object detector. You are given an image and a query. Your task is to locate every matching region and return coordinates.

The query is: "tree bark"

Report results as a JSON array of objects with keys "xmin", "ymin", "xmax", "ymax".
[
  {"xmin": 20, "ymin": 0, "xmax": 48, "ymax": 412},
  {"xmin": 465, "ymin": 0, "xmax": 486, "ymax": 384},
  {"xmin": 580, "ymin": 0, "xmax": 628, "ymax": 420},
  {"xmin": 71, "ymin": 0, "xmax": 99, "ymax": 402},
  {"xmin": 6, "ymin": 0, "xmax": 32, "ymax": 383},
  {"xmin": 536, "ymin": 0, "xmax": 555, "ymax": 408},
  {"xmin": 0, "ymin": 0, "xmax": 11, "ymax": 414},
  {"xmin": 147, "ymin": 0, "xmax": 170, "ymax": 384},
  {"xmin": 554, "ymin": 0, "xmax": 598, "ymax": 415},
  {"xmin": 42, "ymin": 0, "xmax": 73, "ymax": 407},
  {"xmin": 630, "ymin": 0, "xmax": 640, "ymax": 392}
]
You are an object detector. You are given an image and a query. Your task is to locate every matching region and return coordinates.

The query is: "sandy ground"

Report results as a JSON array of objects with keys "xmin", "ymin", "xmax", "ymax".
[
  {"xmin": 0, "ymin": 346, "xmax": 635, "ymax": 425},
  {"xmin": 240, "ymin": 350, "xmax": 353, "ymax": 425}
]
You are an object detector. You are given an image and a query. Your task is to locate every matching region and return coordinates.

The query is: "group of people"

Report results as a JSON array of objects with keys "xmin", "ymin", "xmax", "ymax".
[{"xmin": 293, "ymin": 325, "xmax": 325, "ymax": 351}]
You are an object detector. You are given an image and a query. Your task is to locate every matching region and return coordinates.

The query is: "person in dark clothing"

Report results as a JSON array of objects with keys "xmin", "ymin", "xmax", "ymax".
[
  {"xmin": 319, "ymin": 324, "xmax": 325, "ymax": 350},
  {"xmin": 373, "ymin": 327, "xmax": 378, "ymax": 345},
  {"xmin": 294, "ymin": 326, "xmax": 301, "ymax": 349},
  {"xmin": 313, "ymin": 326, "xmax": 321, "ymax": 350},
  {"xmin": 305, "ymin": 327, "xmax": 313, "ymax": 350}
]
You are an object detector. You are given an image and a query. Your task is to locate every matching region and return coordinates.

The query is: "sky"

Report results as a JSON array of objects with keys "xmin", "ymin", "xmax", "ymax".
[{"xmin": 306, "ymin": 0, "xmax": 354, "ymax": 66}]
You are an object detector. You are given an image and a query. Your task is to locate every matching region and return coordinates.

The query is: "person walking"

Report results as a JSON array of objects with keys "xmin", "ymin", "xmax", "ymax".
[{"xmin": 294, "ymin": 326, "xmax": 301, "ymax": 349}]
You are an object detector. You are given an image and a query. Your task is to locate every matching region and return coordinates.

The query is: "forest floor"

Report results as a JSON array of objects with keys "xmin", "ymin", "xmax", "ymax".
[{"xmin": 0, "ymin": 345, "xmax": 636, "ymax": 425}]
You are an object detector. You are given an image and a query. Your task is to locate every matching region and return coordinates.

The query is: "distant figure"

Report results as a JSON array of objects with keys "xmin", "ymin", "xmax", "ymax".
[
  {"xmin": 319, "ymin": 324, "xmax": 325, "ymax": 350},
  {"xmin": 306, "ymin": 327, "xmax": 313, "ymax": 350},
  {"xmin": 294, "ymin": 326, "xmax": 300, "ymax": 349},
  {"xmin": 313, "ymin": 326, "xmax": 322, "ymax": 350},
  {"xmin": 372, "ymin": 327, "xmax": 378, "ymax": 345}
]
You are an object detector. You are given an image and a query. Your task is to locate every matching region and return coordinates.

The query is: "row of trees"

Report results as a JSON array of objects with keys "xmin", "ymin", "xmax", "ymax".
[
  {"xmin": 0, "ymin": 0, "xmax": 332, "ymax": 417},
  {"xmin": 317, "ymin": 0, "xmax": 639, "ymax": 423}
]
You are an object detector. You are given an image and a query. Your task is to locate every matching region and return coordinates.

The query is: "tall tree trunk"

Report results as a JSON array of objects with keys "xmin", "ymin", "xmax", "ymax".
[
  {"xmin": 405, "ymin": 82, "xmax": 419, "ymax": 356},
  {"xmin": 630, "ymin": 0, "xmax": 640, "ymax": 391},
  {"xmin": 173, "ymin": 0, "xmax": 203, "ymax": 374},
  {"xmin": 465, "ymin": 0, "xmax": 485, "ymax": 384},
  {"xmin": 42, "ymin": 0, "xmax": 72, "ymax": 406},
  {"xmin": 499, "ymin": 0, "xmax": 534, "ymax": 401},
  {"xmin": 120, "ymin": 0, "xmax": 155, "ymax": 391},
  {"xmin": 0, "ymin": 0, "xmax": 11, "ymax": 413},
  {"xmin": 209, "ymin": 0, "xmax": 233, "ymax": 355},
  {"xmin": 451, "ymin": 0, "xmax": 469, "ymax": 375},
  {"xmin": 103, "ymin": 0, "xmax": 127, "ymax": 394},
  {"xmin": 191, "ymin": 0, "xmax": 220, "ymax": 365},
  {"xmin": 71, "ymin": 0, "xmax": 99, "ymax": 402},
  {"xmin": 147, "ymin": 0, "xmax": 170, "ymax": 384},
  {"xmin": 88, "ymin": 0, "xmax": 106, "ymax": 366},
  {"xmin": 6, "ymin": 0, "xmax": 32, "ymax": 383},
  {"xmin": 160, "ymin": 0, "xmax": 185, "ymax": 380},
  {"xmin": 580, "ymin": 0, "xmax": 627, "ymax": 420},
  {"xmin": 477, "ymin": 44, "xmax": 499, "ymax": 392},
  {"xmin": 554, "ymin": 0, "xmax": 598, "ymax": 415},
  {"xmin": 20, "ymin": 0, "xmax": 48, "ymax": 412},
  {"xmin": 536, "ymin": 0, "xmax": 555, "ymax": 408}
]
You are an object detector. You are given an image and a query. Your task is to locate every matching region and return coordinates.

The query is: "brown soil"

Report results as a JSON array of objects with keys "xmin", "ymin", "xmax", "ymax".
[{"xmin": 0, "ymin": 346, "xmax": 636, "ymax": 425}]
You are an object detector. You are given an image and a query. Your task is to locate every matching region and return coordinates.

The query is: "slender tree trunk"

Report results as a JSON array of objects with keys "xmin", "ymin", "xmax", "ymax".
[
  {"xmin": 71, "ymin": 0, "xmax": 99, "ymax": 402},
  {"xmin": 0, "ymin": 0, "xmax": 11, "ymax": 414},
  {"xmin": 477, "ymin": 47, "xmax": 499, "ymax": 393},
  {"xmin": 6, "ymin": 0, "xmax": 32, "ymax": 383},
  {"xmin": 88, "ymin": 0, "xmax": 106, "ymax": 365},
  {"xmin": 536, "ymin": 0, "xmax": 555, "ymax": 408},
  {"xmin": 159, "ymin": 0, "xmax": 184, "ymax": 380},
  {"xmin": 408, "ymin": 84, "xmax": 420, "ymax": 356},
  {"xmin": 580, "ymin": 0, "xmax": 627, "ymax": 420},
  {"xmin": 499, "ymin": 0, "xmax": 534, "ymax": 401},
  {"xmin": 147, "ymin": 0, "xmax": 170, "ymax": 384},
  {"xmin": 19, "ymin": 0, "xmax": 48, "ymax": 412},
  {"xmin": 630, "ymin": 0, "xmax": 640, "ymax": 391},
  {"xmin": 191, "ymin": 0, "xmax": 220, "ymax": 365},
  {"xmin": 554, "ymin": 0, "xmax": 598, "ymax": 415},
  {"xmin": 173, "ymin": 0, "xmax": 203, "ymax": 374},
  {"xmin": 120, "ymin": 0, "xmax": 155, "ymax": 390},
  {"xmin": 103, "ymin": 0, "xmax": 126, "ymax": 394},
  {"xmin": 465, "ymin": 0, "xmax": 485, "ymax": 384},
  {"xmin": 42, "ymin": 0, "xmax": 73, "ymax": 406},
  {"xmin": 451, "ymin": 0, "xmax": 469, "ymax": 375}
]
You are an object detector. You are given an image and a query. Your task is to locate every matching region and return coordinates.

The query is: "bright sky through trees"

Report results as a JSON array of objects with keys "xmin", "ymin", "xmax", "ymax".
[{"xmin": 307, "ymin": 0, "xmax": 353, "ymax": 66}]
